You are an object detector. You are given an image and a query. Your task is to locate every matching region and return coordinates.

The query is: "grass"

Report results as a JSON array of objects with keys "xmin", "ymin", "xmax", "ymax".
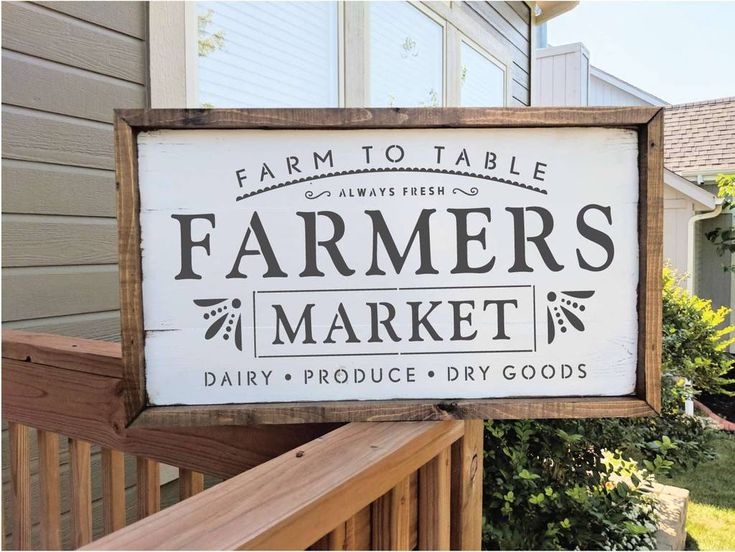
[{"xmin": 660, "ymin": 434, "xmax": 735, "ymax": 550}]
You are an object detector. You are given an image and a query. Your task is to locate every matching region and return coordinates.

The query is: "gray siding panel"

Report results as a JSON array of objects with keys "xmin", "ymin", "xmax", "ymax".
[
  {"xmin": 2, "ymin": 266, "xmax": 120, "ymax": 321},
  {"xmin": 2, "ymin": 1, "xmax": 146, "ymax": 83},
  {"xmin": 2, "ymin": 50, "xmax": 145, "ymax": 123},
  {"xmin": 2, "ymin": 160, "xmax": 116, "ymax": 217},
  {"xmin": 35, "ymin": 1, "xmax": 147, "ymax": 39}
]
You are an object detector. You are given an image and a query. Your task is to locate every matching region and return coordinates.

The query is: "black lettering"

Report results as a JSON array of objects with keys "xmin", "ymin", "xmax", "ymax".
[{"xmin": 171, "ymin": 213, "xmax": 215, "ymax": 280}]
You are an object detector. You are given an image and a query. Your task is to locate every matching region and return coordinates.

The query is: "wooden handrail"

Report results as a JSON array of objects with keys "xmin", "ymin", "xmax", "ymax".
[{"xmin": 83, "ymin": 421, "xmax": 464, "ymax": 550}]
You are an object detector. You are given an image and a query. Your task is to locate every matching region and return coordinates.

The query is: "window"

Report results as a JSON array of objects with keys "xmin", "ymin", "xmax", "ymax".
[
  {"xmin": 460, "ymin": 40, "xmax": 505, "ymax": 107},
  {"xmin": 197, "ymin": 2, "xmax": 339, "ymax": 107},
  {"xmin": 154, "ymin": 2, "xmax": 513, "ymax": 109},
  {"xmin": 368, "ymin": 2, "xmax": 444, "ymax": 107}
]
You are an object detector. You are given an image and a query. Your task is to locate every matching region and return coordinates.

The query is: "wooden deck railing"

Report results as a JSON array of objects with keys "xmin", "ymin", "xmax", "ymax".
[{"xmin": 2, "ymin": 330, "xmax": 483, "ymax": 550}]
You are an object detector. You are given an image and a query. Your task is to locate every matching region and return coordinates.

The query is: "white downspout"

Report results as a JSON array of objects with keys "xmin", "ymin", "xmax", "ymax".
[{"xmin": 687, "ymin": 199, "xmax": 724, "ymax": 294}]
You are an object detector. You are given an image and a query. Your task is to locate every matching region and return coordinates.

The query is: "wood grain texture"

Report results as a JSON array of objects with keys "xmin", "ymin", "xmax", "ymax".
[
  {"xmin": 36, "ymin": 430, "xmax": 61, "ymax": 550},
  {"xmin": 371, "ymin": 477, "xmax": 411, "ymax": 550},
  {"xmin": 2, "ymin": 50, "xmax": 145, "ymax": 124},
  {"xmin": 136, "ymin": 457, "xmax": 160, "ymax": 519},
  {"xmin": 418, "ymin": 447, "xmax": 451, "ymax": 550},
  {"xmin": 178, "ymin": 469, "xmax": 204, "ymax": 500},
  {"xmin": 83, "ymin": 422, "xmax": 464, "ymax": 550},
  {"xmin": 2, "ymin": 217, "xmax": 116, "ymax": 267},
  {"xmin": 1, "ymin": 2, "xmax": 146, "ymax": 83},
  {"xmin": 2, "ymin": 329, "xmax": 122, "ymax": 378},
  {"xmin": 2, "ymin": 160, "xmax": 115, "ymax": 217},
  {"xmin": 450, "ymin": 420, "xmax": 484, "ymax": 551},
  {"xmin": 115, "ymin": 114, "xmax": 146, "ymax": 422},
  {"xmin": 101, "ymin": 448, "xmax": 126, "ymax": 535},
  {"xmin": 2, "ymin": 333, "xmax": 339, "ymax": 477},
  {"xmin": 2, "ymin": 266, "xmax": 119, "ymax": 321},
  {"xmin": 117, "ymin": 106, "xmax": 659, "ymax": 130},
  {"xmin": 326, "ymin": 506, "xmax": 371, "ymax": 550},
  {"xmin": 9, "ymin": 422, "xmax": 32, "ymax": 550},
  {"xmin": 3, "ymin": 106, "xmax": 114, "ymax": 170},
  {"xmin": 69, "ymin": 438, "xmax": 92, "ymax": 548},
  {"xmin": 638, "ymin": 109, "xmax": 664, "ymax": 412}
]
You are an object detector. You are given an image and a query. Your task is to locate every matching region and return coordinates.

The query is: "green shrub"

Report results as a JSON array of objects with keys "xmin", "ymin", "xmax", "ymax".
[
  {"xmin": 662, "ymin": 266, "xmax": 734, "ymax": 395},
  {"xmin": 482, "ymin": 270, "xmax": 731, "ymax": 550}
]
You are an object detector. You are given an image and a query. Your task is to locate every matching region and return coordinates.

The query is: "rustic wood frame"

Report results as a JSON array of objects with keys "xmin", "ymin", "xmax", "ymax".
[{"xmin": 114, "ymin": 107, "xmax": 663, "ymax": 427}]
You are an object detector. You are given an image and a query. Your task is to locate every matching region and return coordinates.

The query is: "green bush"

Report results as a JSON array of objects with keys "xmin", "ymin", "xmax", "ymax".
[
  {"xmin": 482, "ymin": 270, "xmax": 732, "ymax": 550},
  {"xmin": 662, "ymin": 266, "xmax": 734, "ymax": 395}
]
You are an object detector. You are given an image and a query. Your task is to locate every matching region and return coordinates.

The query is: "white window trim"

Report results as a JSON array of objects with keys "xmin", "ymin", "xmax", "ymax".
[
  {"xmin": 148, "ymin": 0, "xmax": 515, "ymax": 109},
  {"xmin": 458, "ymin": 33, "xmax": 511, "ymax": 107}
]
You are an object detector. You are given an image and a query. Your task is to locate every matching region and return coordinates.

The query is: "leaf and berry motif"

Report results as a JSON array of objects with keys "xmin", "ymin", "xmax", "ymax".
[
  {"xmin": 545, "ymin": 290, "xmax": 595, "ymax": 344},
  {"xmin": 193, "ymin": 298, "xmax": 243, "ymax": 351}
]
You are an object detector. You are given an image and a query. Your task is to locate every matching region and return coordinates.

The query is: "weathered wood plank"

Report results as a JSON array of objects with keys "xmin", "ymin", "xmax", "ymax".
[
  {"xmin": 37, "ymin": 430, "xmax": 61, "ymax": 550},
  {"xmin": 2, "ymin": 216, "xmax": 117, "ymax": 267},
  {"xmin": 418, "ymin": 447, "xmax": 451, "ymax": 550},
  {"xmin": 2, "ymin": 106, "xmax": 113, "ymax": 170},
  {"xmin": 2, "ymin": 160, "xmax": 115, "ymax": 217},
  {"xmin": 35, "ymin": 1, "xmax": 147, "ymax": 39},
  {"xmin": 2, "ymin": 50, "xmax": 145, "ymax": 123},
  {"xmin": 450, "ymin": 420, "xmax": 484, "ymax": 551},
  {"xmin": 372, "ymin": 476, "xmax": 411, "ymax": 550},
  {"xmin": 9, "ymin": 422, "xmax": 32, "ymax": 550},
  {"xmin": 2, "ymin": 266, "xmax": 119, "ymax": 321},
  {"xmin": 2, "ymin": 355, "xmax": 336, "ymax": 477},
  {"xmin": 84, "ymin": 422, "xmax": 464, "ymax": 550},
  {"xmin": 2, "ymin": 329, "xmax": 122, "ymax": 378},
  {"xmin": 178, "ymin": 469, "xmax": 204, "ymax": 501},
  {"xmin": 136, "ymin": 457, "xmax": 160, "ymax": 519},
  {"xmin": 1, "ymin": 2, "xmax": 146, "ymax": 83},
  {"xmin": 69, "ymin": 438, "xmax": 93, "ymax": 548},
  {"xmin": 118, "ymin": 106, "xmax": 659, "ymax": 129},
  {"xmin": 101, "ymin": 448, "xmax": 126, "ymax": 535}
]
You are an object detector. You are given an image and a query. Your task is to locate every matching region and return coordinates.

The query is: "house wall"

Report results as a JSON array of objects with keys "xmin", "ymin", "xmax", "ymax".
[
  {"xmin": 588, "ymin": 73, "xmax": 655, "ymax": 107},
  {"xmin": 1, "ymin": 1, "xmax": 148, "ymax": 341},
  {"xmin": 663, "ymin": 186, "xmax": 696, "ymax": 275},
  {"xmin": 459, "ymin": 1, "xmax": 532, "ymax": 106},
  {"xmin": 1, "ymin": 2, "xmax": 150, "ymax": 546},
  {"xmin": 534, "ymin": 43, "xmax": 590, "ymax": 106}
]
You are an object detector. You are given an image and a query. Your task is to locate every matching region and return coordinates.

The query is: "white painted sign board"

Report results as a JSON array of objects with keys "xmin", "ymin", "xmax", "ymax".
[{"xmin": 136, "ymin": 126, "xmax": 640, "ymax": 406}]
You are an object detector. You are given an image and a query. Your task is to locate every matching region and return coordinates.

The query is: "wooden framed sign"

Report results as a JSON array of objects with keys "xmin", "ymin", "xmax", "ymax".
[{"xmin": 115, "ymin": 108, "xmax": 662, "ymax": 427}]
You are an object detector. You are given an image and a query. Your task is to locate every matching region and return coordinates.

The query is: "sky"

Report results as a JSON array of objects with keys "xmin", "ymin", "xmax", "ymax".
[{"xmin": 546, "ymin": 1, "xmax": 735, "ymax": 105}]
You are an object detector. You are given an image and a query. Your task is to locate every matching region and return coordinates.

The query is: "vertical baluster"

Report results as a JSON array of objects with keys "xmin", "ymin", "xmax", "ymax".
[
  {"xmin": 178, "ymin": 468, "xmax": 204, "ymax": 500},
  {"xmin": 137, "ymin": 457, "xmax": 160, "ymax": 519},
  {"xmin": 9, "ymin": 422, "xmax": 31, "ymax": 550},
  {"xmin": 371, "ymin": 476, "xmax": 411, "ymax": 550},
  {"xmin": 37, "ymin": 430, "xmax": 61, "ymax": 550},
  {"xmin": 102, "ymin": 448, "xmax": 126, "ymax": 534},
  {"xmin": 327, "ymin": 515, "xmax": 357, "ymax": 550},
  {"xmin": 450, "ymin": 420, "xmax": 484, "ymax": 551},
  {"xmin": 69, "ymin": 438, "xmax": 93, "ymax": 547},
  {"xmin": 418, "ymin": 447, "xmax": 451, "ymax": 550}
]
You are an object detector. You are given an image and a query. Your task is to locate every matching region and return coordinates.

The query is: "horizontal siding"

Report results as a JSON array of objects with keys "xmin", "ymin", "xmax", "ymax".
[
  {"xmin": 2, "ymin": 1, "xmax": 146, "ymax": 83},
  {"xmin": 2, "ymin": 160, "xmax": 115, "ymax": 217},
  {"xmin": 3, "ymin": 215, "xmax": 117, "ymax": 267},
  {"xmin": 460, "ymin": 1, "xmax": 531, "ymax": 105},
  {"xmin": 2, "ymin": 50, "xmax": 145, "ymax": 123},
  {"xmin": 3, "ymin": 311, "xmax": 122, "ymax": 341},
  {"xmin": 35, "ymin": 1, "xmax": 147, "ymax": 39}
]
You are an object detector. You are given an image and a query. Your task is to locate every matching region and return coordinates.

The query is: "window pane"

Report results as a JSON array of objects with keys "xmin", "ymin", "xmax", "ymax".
[
  {"xmin": 369, "ymin": 2, "xmax": 443, "ymax": 107},
  {"xmin": 460, "ymin": 42, "xmax": 505, "ymax": 107},
  {"xmin": 197, "ymin": 2, "xmax": 338, "ymax": 107}
]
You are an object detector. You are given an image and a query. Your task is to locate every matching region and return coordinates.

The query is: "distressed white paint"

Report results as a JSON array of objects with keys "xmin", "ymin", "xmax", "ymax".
[{"xmin": 137, "ymin": 127, "xmax": 640, "ymax": 405}]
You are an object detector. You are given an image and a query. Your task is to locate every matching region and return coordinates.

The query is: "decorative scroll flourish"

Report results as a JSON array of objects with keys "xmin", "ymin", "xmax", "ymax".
[
  {"xmin": 452, "ymin": 187, "xmax": 479, "ymax": 196},
  {"xmin": 305, "ymin": 190, "xmax": 331, "ymax": 200},
  {"xmin": 235, "ymin": 167, "xmax": 547, "ymax": 202},
  {"xmin": 193, "ymin": 298, "xmax": 243, "ymax": 351},
  {"xmin": 545, "ymin": 290, "xmax": 595, "ymax": 344}
]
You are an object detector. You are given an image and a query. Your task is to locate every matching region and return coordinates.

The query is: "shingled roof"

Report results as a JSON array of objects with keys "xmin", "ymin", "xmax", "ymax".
[{"xmin": 664, "ymin": 97, "xmax": 735, "ymax": 174}]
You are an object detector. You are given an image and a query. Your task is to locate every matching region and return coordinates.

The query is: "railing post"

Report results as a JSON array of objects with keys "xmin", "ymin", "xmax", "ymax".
[
  {"xmin": 9, "ymin": 422, "xmax": 31, "ymax": 550},
  {"xmin": 450, "ymin": 420, "xmax": 484, "ymax": 550}
]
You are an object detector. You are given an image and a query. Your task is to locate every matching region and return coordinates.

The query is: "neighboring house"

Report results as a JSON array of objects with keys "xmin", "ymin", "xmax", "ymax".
[{"xmin": 2, "ymin": 1, "xmax": 578, "ymax": 545}]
